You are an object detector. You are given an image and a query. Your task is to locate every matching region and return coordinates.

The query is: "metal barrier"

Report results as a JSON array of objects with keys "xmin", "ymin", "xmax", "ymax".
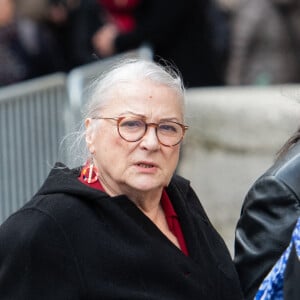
[
  {"xmin": 0, "ymin": 48, "xmax": 152, "ymax": 224},
  {"xmin": 67, "ymin": 47, "xmax": 153, "ymax": 130},
  {"xmin": 0, "ymin": 73, "xmax": 69, "ymax": 224}
]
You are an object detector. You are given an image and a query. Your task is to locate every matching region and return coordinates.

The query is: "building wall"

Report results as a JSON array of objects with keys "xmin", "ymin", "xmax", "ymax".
[{"xmin": 178, "ymin": 85, "xmax": 300, "ymax": 255}]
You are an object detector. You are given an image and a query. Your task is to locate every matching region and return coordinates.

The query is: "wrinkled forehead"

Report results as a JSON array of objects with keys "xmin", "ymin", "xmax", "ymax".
[{"xmin": 100, "ymin": 80, "xmax": 185, "ymax": 116}]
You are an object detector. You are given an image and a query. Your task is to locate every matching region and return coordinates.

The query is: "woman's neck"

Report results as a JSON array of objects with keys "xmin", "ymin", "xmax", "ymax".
[
  {"xmin": 99, "ymin": 176, "xmax": 180, "ymax": 249},
  {"xmin": 98, "ymin": 171, "xmax": 163, "ymax": 216}
]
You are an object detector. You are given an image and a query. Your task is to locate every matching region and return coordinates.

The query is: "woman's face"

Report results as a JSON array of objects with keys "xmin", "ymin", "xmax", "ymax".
[{"xmin": 85, "ymin": 80, "xmax": 184, "ymax": 196}]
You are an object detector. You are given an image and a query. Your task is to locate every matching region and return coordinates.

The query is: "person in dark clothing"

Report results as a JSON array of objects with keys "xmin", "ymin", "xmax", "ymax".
[
  {"xmin": 0, "ymin": 19, "xmax": 29, "ymax": 86},
  {"xmin": 92, "ymin": 0, "xmax": 228, "ymax": 87},
  {"xmin": 0, "ymin": 0, "xmax": 59, "ymax": 85},
  {"xmin": 45, "ymin": 0, "xmax": 96, "ymax": 70},
  {"xmin": 234, "ymin": 126, "xmax": 300, "ymax": 299},
  {"xmin": 0, "ymin": 59, "xmax": 242, "ymax": 299}
]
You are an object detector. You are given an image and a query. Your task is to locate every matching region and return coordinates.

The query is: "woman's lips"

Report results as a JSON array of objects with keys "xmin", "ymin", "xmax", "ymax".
[
  {"xmin": 135, "ymin": 161, "xmax": 158, "ymax": 172},
  {"xmin": 137, "ymin": 163, "xmax": 154, "ymax": 168}
]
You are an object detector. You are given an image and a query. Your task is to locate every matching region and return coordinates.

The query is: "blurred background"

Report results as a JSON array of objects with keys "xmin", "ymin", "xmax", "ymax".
[{"xmin": 1, "ymin": 0, "xmax": 300, "ymax": 254}]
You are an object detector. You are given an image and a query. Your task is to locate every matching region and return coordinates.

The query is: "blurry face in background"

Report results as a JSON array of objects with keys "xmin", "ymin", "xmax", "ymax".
[
  {"xmin": 85, "ymin": 80, "xmax": 184, "ymax": 196},
  {"xmin": 0, "ymin": 0, "xmax": 15, "ymax": 27}
]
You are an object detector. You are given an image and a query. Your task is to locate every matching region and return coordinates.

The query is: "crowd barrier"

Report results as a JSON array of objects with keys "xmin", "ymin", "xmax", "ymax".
[
  {"xmin": 67, "ymin": 46, "xmax": 152, "ymax": 128},
  {"xmin": 0, "ymin": 74, "xmax": 68, "ymax": 223},
  {"xmin": 0, "ymin": 48, "xmax": 152, "ymax": 225}
]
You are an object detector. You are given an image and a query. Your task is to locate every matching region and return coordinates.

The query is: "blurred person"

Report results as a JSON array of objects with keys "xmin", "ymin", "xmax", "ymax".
[
  {"xmin": 226, "ymin": 0, "xmax": 300, "ymax": 85},
  {"xmin": 50, "ymin": 1, "xmax": 106, "ymax": 71},
  {"xmin": 92, "ymin": 0, "xmax": 229, "ymax": 87},
  {"xmin": 45, "ymin": 0, "xmax": 119, "ymax": 70},
  {"xmin": 45, "ymin": 0, "xmax": 83, "ymax": 70},
  {"xmin": 0, "ymin": 59, "xmax": 243, "ymax": 299},
  {"xmin": 0, "ymin": 0, "xmax": 31, "ymax": 86},
  {"xmin": 15, "ymin": 0, "xmax": 66, "ymax": 72},
  {"xmin": 97, "ymin": 0, "xmax": 140, "ymax": 34},
  {"xmin": 234, "ymin": 126, "xmax": 300, "ymax": 299},
  {"xmin": 0, "ymin": 0, "xmax": 67, "ymax": 87}
]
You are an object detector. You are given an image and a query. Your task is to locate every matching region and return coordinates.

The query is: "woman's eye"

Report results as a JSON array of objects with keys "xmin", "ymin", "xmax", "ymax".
[
  {"xmin": 159, "ymin": 123, "xmax": 178, "ymax": 133},
  {"xmin": 121, "ymin": 120, "xmax": 144, "ymax": 128}
]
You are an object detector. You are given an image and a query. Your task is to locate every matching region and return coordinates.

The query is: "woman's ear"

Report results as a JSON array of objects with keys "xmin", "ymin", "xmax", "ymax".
[{"xmin": 85, "ymin": 118, "xmax": 95, "ymax": 154}]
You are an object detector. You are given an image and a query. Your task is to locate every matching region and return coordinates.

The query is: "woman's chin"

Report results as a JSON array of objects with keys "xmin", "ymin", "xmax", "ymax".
[{"xmin": 127, "ymin": 179, "xmax": 164, "ymax": 193}]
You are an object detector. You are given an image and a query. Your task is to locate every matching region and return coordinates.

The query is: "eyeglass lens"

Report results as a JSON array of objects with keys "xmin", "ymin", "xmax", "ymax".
[{"xmin": 118, "ymin": 117, "xmax": 185, "ymax": 146}]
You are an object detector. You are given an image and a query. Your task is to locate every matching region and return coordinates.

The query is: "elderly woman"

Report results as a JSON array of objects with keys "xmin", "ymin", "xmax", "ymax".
[{"xmin": 0, "ymin": 59, "xmax": 242, "ymax": 299}]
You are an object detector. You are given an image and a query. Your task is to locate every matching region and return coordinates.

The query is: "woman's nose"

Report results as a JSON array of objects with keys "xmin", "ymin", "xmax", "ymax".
[{"xmin": 139, "ymin": 125, "xmax": 160, "ymax": 150}]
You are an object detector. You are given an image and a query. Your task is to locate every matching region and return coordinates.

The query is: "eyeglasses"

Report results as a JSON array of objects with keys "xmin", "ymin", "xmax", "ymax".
[{"xmin": 92, "ymin": 116, "xmax": 189, "ymax": 147}]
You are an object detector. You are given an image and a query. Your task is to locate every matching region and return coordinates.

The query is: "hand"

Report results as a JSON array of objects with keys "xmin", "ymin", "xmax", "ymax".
[{"xmin": 92, "ymin": 24, "xmax": 118, "ymax": 57}]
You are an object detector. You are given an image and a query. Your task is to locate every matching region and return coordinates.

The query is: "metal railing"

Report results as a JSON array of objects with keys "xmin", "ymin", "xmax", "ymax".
[
  {"xmin": 0, "ymin": 48, "xmax": 152, "ymax": 224},
  {"xmin": 67, "ymin": 47, "xmax": 153, "ymax": 129},
  {"xmin": 0, "ymin": 73, "xmax": 69, "ymax": 223}
]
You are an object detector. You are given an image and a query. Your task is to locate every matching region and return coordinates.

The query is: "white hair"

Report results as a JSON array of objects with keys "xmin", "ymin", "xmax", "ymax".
[
  {"xmin": 83, "ymin": 58, "xmax": 185, "ymax": 119},
  {"xmin": 62, "ymin": 58, "xmax": 186, "ymax": 167}
]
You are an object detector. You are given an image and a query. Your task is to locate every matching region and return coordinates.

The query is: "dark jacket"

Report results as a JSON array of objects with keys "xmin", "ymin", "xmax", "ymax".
[
  {"xmin": 114, "ymin": 0, "xmax": 225, "ymax": 87},
  {"xmin": 0, "ymin": 163, "xmax": 242, "ymax": 299},
  {"xmin": 234, "ymin": 141, "xmax": 300, "ymax": 300}
]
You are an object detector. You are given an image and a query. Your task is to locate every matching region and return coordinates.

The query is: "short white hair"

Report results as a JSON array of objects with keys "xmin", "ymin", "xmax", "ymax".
[
  {"xmin": 83, "ymin": 58, "xmax": 185, "ymax": 119},
  {"xmin": 63, "ymin": 58, "xmax": 186, "ymax": 167}
]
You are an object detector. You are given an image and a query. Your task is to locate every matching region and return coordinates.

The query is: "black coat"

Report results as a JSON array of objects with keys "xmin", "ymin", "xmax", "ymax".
[
  {"xmin": 0, "ymin": 163, "xmax": 242, "ymax": 299},
  {"xmin": 234, "ymin": 141, "xmax": 300, "ymax": 300}
]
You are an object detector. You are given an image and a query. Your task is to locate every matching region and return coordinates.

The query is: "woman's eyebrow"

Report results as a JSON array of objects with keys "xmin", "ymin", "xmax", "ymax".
[
  {"xmin": 159, "ymin": 117, "xmax": 181, "ymax": 122},
  {"xmin": 118, "ymin": 112, "xmax": 181, "ymax": 122},
  {"xmin": 118, "ymin": 111, "xmax": 145, "ymax": 117}
]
